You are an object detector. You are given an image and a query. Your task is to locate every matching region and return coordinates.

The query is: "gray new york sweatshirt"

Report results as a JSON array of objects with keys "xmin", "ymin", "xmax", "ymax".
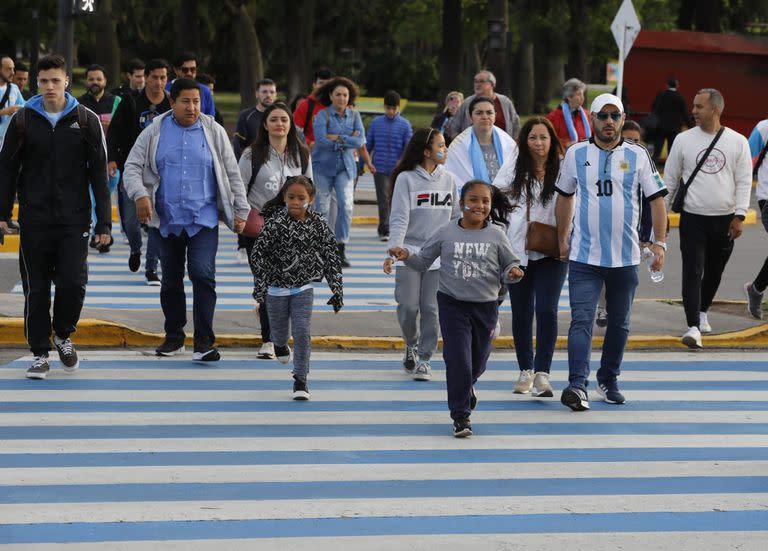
[
  {"xmin": 387, "ymin": 164, "xmax": 461, "ymax": 268},
  {"xmin": 404, "ymin": 219, "xmax": 522, "ymax": 302}
]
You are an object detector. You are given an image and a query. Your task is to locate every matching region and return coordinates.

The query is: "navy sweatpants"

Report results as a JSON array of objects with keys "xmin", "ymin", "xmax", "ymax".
[{"xmin": 437, "ymin": 291, "xmax": 498, "ymax": 421}]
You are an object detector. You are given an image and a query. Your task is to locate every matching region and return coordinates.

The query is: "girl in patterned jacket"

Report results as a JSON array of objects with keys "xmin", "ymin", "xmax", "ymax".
[{"xmin": 249, "ymin": 176, "xmax": 343, "ymax": 400}]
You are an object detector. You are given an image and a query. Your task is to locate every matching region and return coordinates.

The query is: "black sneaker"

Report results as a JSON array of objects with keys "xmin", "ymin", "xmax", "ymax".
[
  {"xmin": 145, "ymin": 270, "xmax": 161, "ymax": 286},
  {"xmin": 26, "ymin": 355, "xmax": 50, "ymax": 380},
  {"xmin": 274, "ymin": 344, "xmax": 292, "ymax": 364},
  {"xmin": 597, "ymin": 382, "xmax": 626, "ymax": 404},
  {"xmin": 53, "ymin": 335, "xmax": 79, "ymax": 373},
  {"xmin": 193, "ymin": 336, "xmax": 220, "ymax": 362},
  {"xmin": 402, "ymin": 346, "xmax": 417, "ymax": 374},
  {"xmin": 560, "ymin": 386, "xmax": 590, "ymax": 411},
  {"xmin": 470, "ymin": 386, "xmax": 477, "ymax": 410},
  {"xmin": 128, "ymin": 251, "xmax": 141, "ymax": 273},
  {"xmin": 156, "ymin": 338, "xmax": 185, "ymax": 356},
  {"xmin": 337, "ymin": 243, "xmax": 351, "ymax": 268},
  {"xmin": 292, "ymin": 376, "xmax": 310, "ymax": 400},
  {"xmin": 453, "ymin": 417, "xmax": 472, "ymax": 438},
  {"xmin": 744, "ymin": 282, "xmax": 764, "ymax": 320}
]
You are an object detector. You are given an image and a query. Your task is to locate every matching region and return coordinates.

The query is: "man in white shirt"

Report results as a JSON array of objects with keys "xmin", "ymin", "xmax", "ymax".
[
  {"xmin": 664, "ymin": 88, "xmax": 752, "ymax": 348},
  {"xmin": 555, "ymin": 93, "xmax": 668, "ymax": 411}
]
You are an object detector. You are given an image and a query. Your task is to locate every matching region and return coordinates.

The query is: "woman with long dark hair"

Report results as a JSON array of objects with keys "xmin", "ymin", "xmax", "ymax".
[
  {"xmin": 383, "ymin": 128, "xmax": 460, "ymax": 381},
  {"xmin": 238, "ymin": 102, "xmax": 312, "ymax": 360},
  {"xmin": 311, "ymin": 76, "xmax": 366, "ymax": 267},
  {"xmin": 492, "ymin": 116, "xmax": 566, "ymax": 398}
]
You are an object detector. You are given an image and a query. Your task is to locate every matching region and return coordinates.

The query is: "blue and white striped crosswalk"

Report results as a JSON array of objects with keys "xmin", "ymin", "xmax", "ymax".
[
  {"xmin": 9, "ymin": 224, "xmax": 572, "ymax": 312},
  {"xmin": 0, "ymin": 350, "xmax": 766, "ymax": 548}
]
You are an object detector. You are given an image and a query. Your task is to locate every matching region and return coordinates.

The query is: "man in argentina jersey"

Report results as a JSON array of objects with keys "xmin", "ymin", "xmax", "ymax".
[{"xmin": 555, "ymin": 93, "xmax": 668, "ymax": 412}]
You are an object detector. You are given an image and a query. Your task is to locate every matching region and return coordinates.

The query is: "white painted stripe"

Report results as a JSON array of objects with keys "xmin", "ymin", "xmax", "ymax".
[
  {"xmin": 85, "ymin": 275, "xmax": 396, "ymax": 284},
  {"xmin": 1, "ymin": 410, "xmax": 764, "ymax": 427},
  {"xmin": 0, "ymin": 494, "xmax": 765, "ymax": 525},
  {"xmin": 2, "ymin": 461, "xmax": 765, "ymax": 487},
  {"xmin": 0, "ymin": 389, "xmax": 766, "ymax": 402},
  {"xmin": 0, "ymin": 434, "xmax": 763, "ymax": 454}
]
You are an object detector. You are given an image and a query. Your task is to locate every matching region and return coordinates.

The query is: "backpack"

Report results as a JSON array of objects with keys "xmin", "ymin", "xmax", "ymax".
[{"xmin": 12, "ymin": 104, "xmax": 98, "ymax": 159}]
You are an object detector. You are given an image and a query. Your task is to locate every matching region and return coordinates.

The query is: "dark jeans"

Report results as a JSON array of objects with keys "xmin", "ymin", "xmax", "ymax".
[
  {"xmin": 158, "ymin": 226, "xmax": 218, "ymax": 342},
  {"xmin": 19, "ymin": 225, "xmax": 89, "ymax": 355},
  {"xmin": 437, "ymin": 291, "xmax": 498, "ymax": 421},
  {"xmin": 373, "ymin": 171, "xmax": 390, "ymax": 237},
  {"xmin": 753, "ymin": 200, "xmax": 768, "ymax": 292},
  {"xmin": 120, "ymin": 182, "xmax": 159, "ymax": 272},
  {"xmin": 242, "ymin": 235, "xmax": 271, "ymax": 342},
  {"xmin": 679, "ymin": 211, "xmax": 735, "ymax": 327},
  {"xmin": 653, "ymin": 129, "xmax": 679, "ymax": 162},
  {"xmin": 567, "ymin": 261, "xmax": 638, "ymax": 390},
  {"xmin": 507, "ymin": 257, "xmax": 568, "ymax": 373}
]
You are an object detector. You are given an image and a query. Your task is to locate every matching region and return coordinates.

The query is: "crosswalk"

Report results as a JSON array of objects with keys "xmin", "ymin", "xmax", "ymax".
[
  {"xmin": 0, "ymin": 350, "xmax": 766, "ymax": 548},
  {"xmin": 9, "ymin": 225, "xmax": 571, "ymax": 313}
]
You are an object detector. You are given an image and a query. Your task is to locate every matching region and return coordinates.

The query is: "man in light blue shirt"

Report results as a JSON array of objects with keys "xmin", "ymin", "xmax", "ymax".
[
  {"xmin": 0, "ymin": 55, "xmax": 26, "ymax": 144},
  {"xmin": 123, "ymin": 78, "xmax": 249, "ymax": 362}
]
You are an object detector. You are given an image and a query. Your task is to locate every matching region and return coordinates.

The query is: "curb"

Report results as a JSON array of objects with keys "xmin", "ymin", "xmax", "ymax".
[{"xmin": 2, "ymin": 317, "xmax": 767, "ymax": 350}]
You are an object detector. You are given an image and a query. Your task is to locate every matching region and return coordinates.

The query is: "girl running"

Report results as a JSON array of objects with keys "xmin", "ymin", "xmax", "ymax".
[
  {"xmin": 249, "ymin": 176, "xmax": 343, "ymax": 400},
  {"xmin": 384, "ymin": 128, "xmax": 460, "ymax": 381},
  {"xmin": 389, "ymin": 180, "xmax": 523, "ymax": 437}
]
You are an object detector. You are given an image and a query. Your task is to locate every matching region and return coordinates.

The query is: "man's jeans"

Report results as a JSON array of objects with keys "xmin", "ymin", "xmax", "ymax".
[
  {"xmin": 119, "ymin": 183, "xmax": 159, "ymax": 272},
  {"xmin": 158, "ymin": 226, "xmax": 218, "ymax": 342},
  {"xmin": 566, "ymin": 261, "xmax": 638, "ymax": 390}
]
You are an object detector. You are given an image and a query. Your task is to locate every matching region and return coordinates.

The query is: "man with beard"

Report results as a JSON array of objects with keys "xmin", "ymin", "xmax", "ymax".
[
  {"xmin": 0, "ymin": 55, "xmax": 25, "ymax": 143},
  {"xmin": 78, "ymin": 64, "xmax": 121, "ymax": 135}
]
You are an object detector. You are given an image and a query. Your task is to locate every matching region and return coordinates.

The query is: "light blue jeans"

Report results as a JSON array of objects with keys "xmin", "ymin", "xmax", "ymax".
[{"xmin": 313, "ymin": 171, "xmax": 354, "ymax": 243}]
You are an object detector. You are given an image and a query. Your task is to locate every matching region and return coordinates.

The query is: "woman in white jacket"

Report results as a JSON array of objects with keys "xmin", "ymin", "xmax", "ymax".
[
  {"xmin": 383, "ymin": 129, "xmax": 460, "ymax": 381},
  {"xmin": 492, "ymin": 117, "xmax": 565, "ymax": 398}
]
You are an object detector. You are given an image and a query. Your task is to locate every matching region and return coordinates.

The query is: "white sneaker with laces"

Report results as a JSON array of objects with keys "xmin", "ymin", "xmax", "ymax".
[
  {"xmin": 514, "ymin": 369, "xmax": 534, "ymax": 394},
  {"xmin": 257, "ymin": 342, "xmax": 275, "ymax": 359},
  {"xmin": 532, "ymin": 372, "xmax": 554, "ymax": 397},
  {"xmin": 682, "ymin": 326, "xmax": 703, "ymax": 349},
  {"xmin": 413, "ymin": 360, "xmax": 432, "ymax": 381},
  {"xmin": 699, "ymin": 312, "xmax": 712, "ymax": 333}
]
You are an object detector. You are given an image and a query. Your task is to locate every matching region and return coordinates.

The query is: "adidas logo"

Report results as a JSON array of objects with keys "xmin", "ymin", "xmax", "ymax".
[
  {"xmin": 69, "ymin": 122, "xmax": 80, "ymax": 130},
  {"xmin": 583, "ymin": 161, "xmax": 591, "ymax": 166}
]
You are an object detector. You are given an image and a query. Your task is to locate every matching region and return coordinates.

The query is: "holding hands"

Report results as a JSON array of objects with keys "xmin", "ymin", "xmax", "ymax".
[
  {"xmin": 387, "ymin": 246, "xmax": 409, "ymax": 261},
  {"xmin": 508, "ymin": 266, "xmax": 524, "ymax": 281}
]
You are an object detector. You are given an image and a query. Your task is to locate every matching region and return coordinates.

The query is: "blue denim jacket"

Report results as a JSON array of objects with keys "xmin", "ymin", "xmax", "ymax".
[{"xmin": 311, "ymin": 107, "xmax": 365, "ymax": 179}]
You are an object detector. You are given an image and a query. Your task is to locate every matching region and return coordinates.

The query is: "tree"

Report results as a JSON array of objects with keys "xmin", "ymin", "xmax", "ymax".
[
  {"xmin": 224, "ymin": 0, "xmax": 263, "ymax": 110},
  {"xmin": 438, "ymin": 0, "xmax": 463, "ymax": 108}
]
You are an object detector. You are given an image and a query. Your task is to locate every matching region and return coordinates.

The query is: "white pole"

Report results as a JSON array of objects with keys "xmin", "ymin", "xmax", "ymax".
[{"xmin": 617, "ymin": 24, "xmax": 626, "ymax": 101}]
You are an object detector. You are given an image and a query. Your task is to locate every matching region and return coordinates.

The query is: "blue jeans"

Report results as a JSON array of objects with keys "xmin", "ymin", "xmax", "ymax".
[
  {"xmin": 117, "ymin": 183, "xmax": 160, "ymax": 272},
  {"xmin": 158, "ymin": 226, "xmax": 218, "ymax": 342},
  {"xmin": 313, "ymin": 171, "xmax": 354, "ymax": 243},
  {"xmin": 507, "ymin": 257, "xmax": 567, "ymax": 373},
  {"xmin": 89, "ymin": 173, "xmax": 119, "ymax": 234},
  {"xmin": 566, "ymin": 261, "xmax": 638, "ymax": 390}
]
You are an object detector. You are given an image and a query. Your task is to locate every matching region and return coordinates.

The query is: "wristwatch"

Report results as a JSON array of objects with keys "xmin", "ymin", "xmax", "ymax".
[{"xmin": 652, "ymin": 241, "xmax": 667, "ymax": 251}]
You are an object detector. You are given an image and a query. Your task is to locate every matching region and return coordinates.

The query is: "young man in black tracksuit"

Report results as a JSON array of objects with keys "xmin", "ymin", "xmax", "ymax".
[{"xmin": 0, "ymin": 54, "xmax": 111, "ymax": 379}]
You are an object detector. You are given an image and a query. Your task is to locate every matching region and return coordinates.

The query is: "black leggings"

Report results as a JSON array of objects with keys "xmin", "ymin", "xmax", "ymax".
[
  {"xmin": 753, "ymin": 200, "xmax": 768, "ymax": 293},
  {"xmin": 678, "ymin": 211, "xmax": 734, "ymax": 327}
]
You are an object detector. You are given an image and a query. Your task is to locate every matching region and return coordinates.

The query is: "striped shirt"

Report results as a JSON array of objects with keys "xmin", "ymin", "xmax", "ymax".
[{"xmin": 556, "ymin": 138, "xmax": 667, "ymax": 268}]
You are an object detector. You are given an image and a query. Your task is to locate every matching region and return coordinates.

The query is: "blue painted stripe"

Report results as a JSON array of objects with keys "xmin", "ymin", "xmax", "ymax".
[
  {"xmin": 0, "ymin": 447, "xmax": 765, "ymax": 469},
  {"xmin": 2, "ymin": 379, "xmax": 767, "ymax": 391},
  {"xmin": 598, "ymin": 148, "xmax": 613, "ymax": 267},
  {"xmin": 1, "ymin": 477, "xmax": 766, "ymax": 504},
  {"xmin": 4, "ymin": 510, "xmax": 768, "ymax": 544},
  {"xmin": 2, "ymin": 511, "xmax": 768, "ymax": 544},
  {"xmin": 575, "ymin": 146, "xmax": 591, "ymax": 264},
  {"xmin": 621, "ymin": 148, "xmax": 637, "ymax": 265},
  {"xmin": 1, "ymin": 422, "xmax": 767, "ymax": 440},
  {"xmin": 2, "ymin": 360, "xmax": 765, "ymax": 372}
]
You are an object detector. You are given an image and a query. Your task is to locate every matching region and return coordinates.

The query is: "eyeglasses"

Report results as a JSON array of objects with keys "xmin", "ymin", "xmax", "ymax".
[
  {"xmin": 180, "ymin": 66, "xmax": 196, "ymax": 75},
  {"xmin": 595, "ymin": 112, "xmax": 622, "ymax": 121}
]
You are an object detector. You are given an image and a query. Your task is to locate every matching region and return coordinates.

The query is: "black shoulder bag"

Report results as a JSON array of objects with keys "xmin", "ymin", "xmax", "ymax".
[{"xmin": 671, "ymin": 127, "xmax": 724, "ymax": 213}]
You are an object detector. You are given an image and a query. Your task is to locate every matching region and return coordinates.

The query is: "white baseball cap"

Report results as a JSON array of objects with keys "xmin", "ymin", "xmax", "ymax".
[{"xmin": 590, "ymin": 93, "xmax": 624, "ymax": 114}]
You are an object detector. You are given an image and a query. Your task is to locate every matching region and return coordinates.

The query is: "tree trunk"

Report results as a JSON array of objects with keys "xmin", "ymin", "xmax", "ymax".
[
  {"xmin": 93, "ymin": 0, "xmax": 120, "ymax": 89},
  {"xmin": 225, "ymin": 1, "xmax": 263, "ymax": 110},
  {"xmin": 486, "ymin": 0, "xmax": 509, "ymax": 95},
  {"xmin": 176, "ymin": 0, "xmax": 200, "ymax": 55},
  {"xmin": 677, "ymin": 0, "xmax": 696, "ymax": 29},
  {"xmin": 694, "ymin": 0, "xmax": 721, "ymax": 32},
  {"xmin": 565, "ymin": 0, "xmax": 588, "ymax": 81},
  {"xmin": 438, "ymin": 0, "xmax": 462, "ymax": 108},
  {"xmin": 285, "ymin": 0, "xmax": 315, "ymax": 104},
  {"xmin": 515, "ymin": 41, "xmax": 534, "ymax": 115}
]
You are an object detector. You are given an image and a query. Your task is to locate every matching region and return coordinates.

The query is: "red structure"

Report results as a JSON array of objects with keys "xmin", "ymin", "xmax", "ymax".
[{"xmin": 625, "ymin": 30, "xmax": 768, "ymax": 137}]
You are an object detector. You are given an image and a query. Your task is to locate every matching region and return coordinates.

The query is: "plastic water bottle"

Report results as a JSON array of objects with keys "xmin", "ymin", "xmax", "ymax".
[{"xmin": 642, "ymin": 247, "xmax": 664, "ymax": 283}]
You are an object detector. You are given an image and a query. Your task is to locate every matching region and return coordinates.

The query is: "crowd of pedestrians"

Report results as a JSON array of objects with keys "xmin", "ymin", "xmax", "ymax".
[{"xmin": 0, "ymin": 52, "xmax": 762, "ymax": 437}]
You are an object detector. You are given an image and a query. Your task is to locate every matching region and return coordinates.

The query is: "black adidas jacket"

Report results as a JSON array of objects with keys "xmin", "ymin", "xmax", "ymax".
[{"xmin": 0, "ymin": 98, "xmax": 111, "ymax": 234}]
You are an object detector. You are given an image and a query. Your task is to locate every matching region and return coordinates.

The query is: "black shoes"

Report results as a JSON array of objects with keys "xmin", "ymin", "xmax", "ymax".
[
  {"xmin": 156, "ymin": 338, "xmax": 185, "ymax": 357},
  {"xmin": 193, "ymin": 336, "xmax": 220, "ymax": 362},
  {"xmin": 292, "ymin": 376, "xmax": 310, "ymax": 400},
  {"xmin": 26, "ymin": 355, "xmax": 50, "ymax": 380},
  {"xmin": 128, "ymin": 251, "xmax": 141, "ymax": 272},
  {"xmin": 53, "ymin": 335, "xmax": 79, "ymax": 373},
  {"xmin": 145, "ymin": 270, "xmax": 161, "ymax": 286},
  {"xmin": 453, "ymin": 417, "xmax": 472, "ymax": 438},
  {"xmin": 561, "ymin": 386, "xmax": 590, "ymax": 411},
  {"xmin": 337, "ymin": 243, "xmax": 350, "ymax": 268}
]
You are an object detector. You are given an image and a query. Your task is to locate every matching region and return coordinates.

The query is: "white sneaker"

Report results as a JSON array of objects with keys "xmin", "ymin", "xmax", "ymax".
[
  {"xmin": 413, "ymin": 360, "xmax": 432, "ymax": 381},
  {"xmin": 257, "ymin": 342, "xmax": 275, "ymax": 359},
  {"xmin": 492, "ymin": 320, "xmax": 501, "ymax": 339},
  {"xmin": 513, "ymin": 369, "xmax": 534, "ymax": 394},
  {"xmin": 682, "ymin": 326, "xmax": 703, "ymax": 349},
  {"xmin": 699, "ymin": 312, "xmax": 712, "ymax": 333},
  {"xmin": 236, "ymin": 248, "xmax": 248, "ymax": 264},
  {"xmin": 532, "ymin": 372, "xmax": 554, "ymax": 397}
]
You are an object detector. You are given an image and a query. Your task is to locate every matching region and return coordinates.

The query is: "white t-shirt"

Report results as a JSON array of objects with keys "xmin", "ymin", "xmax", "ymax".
[
  {"xmin": 663, "ymin": 126, "xmax": 752, "ymax": 216},
  {"xmin": 556, "ymin": 138, "xmax": 666, "ymax": 268}
]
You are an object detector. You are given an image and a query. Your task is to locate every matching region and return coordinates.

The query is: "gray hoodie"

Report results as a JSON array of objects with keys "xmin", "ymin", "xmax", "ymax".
[
  {"xmin": 387, "ymin": 164, "xmax": 461, "ymax": 269},
  {"xmin": 405, "ymin": 219, "xmax": 521, "ymax": 303}
]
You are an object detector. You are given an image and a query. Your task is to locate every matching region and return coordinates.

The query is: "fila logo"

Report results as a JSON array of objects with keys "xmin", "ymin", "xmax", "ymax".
[{"xmin": 416, "ymin": 192, "xmax": 452, "ymax": 207}]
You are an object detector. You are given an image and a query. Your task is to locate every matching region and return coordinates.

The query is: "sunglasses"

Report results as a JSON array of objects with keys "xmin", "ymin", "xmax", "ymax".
[{"xmin": 595, "ymin": 112, "xmax": 622, "ymax": 121}]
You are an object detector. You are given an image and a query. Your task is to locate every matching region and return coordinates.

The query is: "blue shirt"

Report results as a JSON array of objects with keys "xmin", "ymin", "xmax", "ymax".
[
  {"xmin": 155, "ymin": 115, "xmax": 218, "ymax": 237},
  {"xmin": 366, "ymin": 113, "xmax": 412, "ymax": 175},
  {"xmin": 0, "ymin": 83, "xmax": 26, "ymax": 140},
  {"xmin": 311, "ymin": 107, "xmax": 365, "ymax": 180}
]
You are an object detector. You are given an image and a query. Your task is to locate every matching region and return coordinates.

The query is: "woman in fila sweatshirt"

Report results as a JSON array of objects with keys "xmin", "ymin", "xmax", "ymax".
[{"xmin": 383, "ymin": 128, "xmax": 461, "ymax": 381}]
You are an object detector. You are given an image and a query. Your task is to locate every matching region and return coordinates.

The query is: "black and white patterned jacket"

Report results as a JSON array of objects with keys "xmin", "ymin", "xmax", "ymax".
[{"xmin": 249, "ymin": 207, "xmax": 343, "ymax": 310}]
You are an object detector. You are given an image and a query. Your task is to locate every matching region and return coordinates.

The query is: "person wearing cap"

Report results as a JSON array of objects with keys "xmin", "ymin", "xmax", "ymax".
[
  {"xmin": 554, "ymin": 93, "xmax": 668, "ymax": 411},
  {"xmin": 664, "ymin": 88, "xmax": 751, "ymax": 349}
]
